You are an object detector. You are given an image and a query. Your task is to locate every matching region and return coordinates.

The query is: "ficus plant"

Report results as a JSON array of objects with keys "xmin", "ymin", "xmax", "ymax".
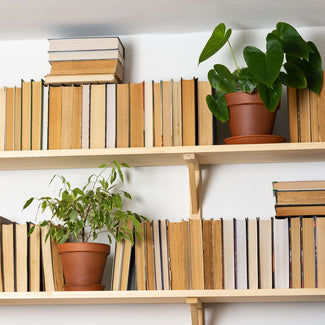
[
  {"xmin": 198, "ymin": 22, "xmax": 323, "ymax": 122},
  {"xmin": 23, "ymin": 161, "xmax": 147, "ymax": 244}
]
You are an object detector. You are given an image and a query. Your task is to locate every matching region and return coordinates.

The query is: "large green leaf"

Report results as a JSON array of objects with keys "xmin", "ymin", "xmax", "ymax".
[
  {"xmin": 206, "ymin": 93, "xmax": 229, "ymax": 122},
  {"xmin": 208, "ymin": 64, "xmax": 237, "ymax": 93},
  {"xmin": 279, "ymin": 62, "xmax": 307, "ymax": 88},
  {"xmin": 198, "ymin": 23, "xmax": 232, "ymax": 64},
  {"xmin": 257, "ymin": 79, "xmax": 282, "ymax": 112},
  {"xmin": 237, "ymin": 68, "xmax": 257, "ymax": 93},
  {"xmin": 244, "ymin": 37, "xmax": 284, "ymax": 87}
]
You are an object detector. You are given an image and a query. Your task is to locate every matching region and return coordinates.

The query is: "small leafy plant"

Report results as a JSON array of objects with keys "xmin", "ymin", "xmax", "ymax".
[
  {"xmin": 23, "ymin": 161, "xmax": 146, "ymax": 244},
  {"xmin": 198, "ymin": 22, "xmax": 323, "ymax": 122}
]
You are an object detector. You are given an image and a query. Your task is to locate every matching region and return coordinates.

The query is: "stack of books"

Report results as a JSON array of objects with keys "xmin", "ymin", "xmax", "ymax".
[{"xmin": 45, "ymin": 37, "xmax": 125, "ymax": 85}]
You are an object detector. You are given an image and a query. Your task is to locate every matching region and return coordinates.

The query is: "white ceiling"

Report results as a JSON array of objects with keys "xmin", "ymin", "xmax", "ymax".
[{"xmin": 0, "ymin": 0, "xmax": 324, "ymax": 40}]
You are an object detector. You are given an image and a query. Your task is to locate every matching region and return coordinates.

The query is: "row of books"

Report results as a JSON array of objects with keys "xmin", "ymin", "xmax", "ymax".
[
  {"xmin": 0, "ymin": 78, "xmax": 214, "ymax": 151},
  {"xmin": 0, "ymin": 218, "xmax": 64, "ymax": 292},
  {"xmin": 112, "ymin": 217, "xmax": 325, "ymax": 291},
  {"xmin": 287, "ymin": 71, "xmax": 325, "ymax": 143},
  {"xmin": 45, "ymin": 37, "xmax": 125, "ymax": 85}
]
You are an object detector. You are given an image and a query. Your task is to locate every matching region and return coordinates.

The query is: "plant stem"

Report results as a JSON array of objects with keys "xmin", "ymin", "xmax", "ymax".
[{"xmin": 228, "ymin": 40, "xmax": 240, "ymax": 72}]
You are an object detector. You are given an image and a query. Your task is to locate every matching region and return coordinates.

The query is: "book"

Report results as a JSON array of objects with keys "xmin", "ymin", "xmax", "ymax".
[
  {"xmin": 29, "ymin": 224, "xmax": 41, "ymax": 292},
  {"xmin": 153, "ymin": 82, "xmax": 163, "ymax": 147},
  {"xmin": 44, "ymin": 73, "xmax": 123, "ymax": 85},
  {"xmin": 49, "ymin": 59, "xmax": 122, "ymax": 75},
  {"xmin": 61, "ymin": 86, "xmax": 73, "ymax": 149},
  {"xmin": 2, "ymin": 222, "xmax": 15, "ymax": 292},
  {"xmin": 275, "ymin": 190, "xmax": 325, "ymax": 206},
  {"xmin": 145, "ymin": 221, "xmax": 155, "ymax": 290},
  {"xmin": 202, "ymin": 219, "xmax": 213, "ymax": 289},
  {"xmin": 181, "ymin": 78, "xmax": 196, "ymax": 146},
  {"xmin": 275, "ymin": 205, "xmax": 325, "ymax": 216},
  {"xmin": 273, "ymin": 180, "xmax": 325, "ymax": 191},
  {"xmin": 41, "ymin": 225, "xmax": 55, "ymax": 291},
  {"xmin": 48, "ymin": 37, "xmax": 124, "ymax": 57},
  {"xmin": 129, "ymin": 83, "xmax": 144, "ymax": 147},
  {"xmin": 31, "ymin": 80, "xmax": 43, "ymax": 150},
  {"xmin": 172, "ymin": 80, "xmax": 182, "ymax": 146},
  {"xmin": 316, "ymin": 71, "xmax": 325, "ymax": 141},
  {"xmin": 152, "ymin": 220, "xmax": 162, "ymax": 290},
  {"xmin": 162, "ymin": 80, "xmax": 172, "ymax": 146},
  {"xmin": 112, "ymin": 240, "xmax": 124, "ymax": 291},
  {"xmin": 48, "ymin": 86, "xmax": 62, "ymax": 150},
  {"xmin": 160, "ymin": 219, "xmax": 170, "ymax": 290},
  {"xmin": 316, "ymin": 216, "xmax": 325, "ymax": 288},
  {"xmin": 21, "ymin": 80, "xmax": 33, "ymax": 150},
  {"xmin": 287, "ymin": 87, "xmax": 298, "ymax": 142},
  {"xmin": 309, "ymin": 90, "xmax": 320, "ymax": 142},
  {"xmin": 90, "ymin": 84, "xmax": 106, "ymax": 148},
  {"xmin": 71, "ymin": 85, "xmax": 82, "ymax": 149},
  {"xmin": 106, "ymin": 83, "xmax": 117, "ymax": 148},
  {"xmin": 51, "ymin": 239, "xmax": 64, "ymax": 291},
  {"xmin": 41, "ymin": 85, "xmax": 49, "ymax": 150},
  {"xmin": 298, "ymin": 88, "xmax": 311, "ymax": 142},
  {"xmin": 290, "ymin": 217, "xmax": 301, "ymax": 288},
  {"xmin": 144, "ymin": 81, "xmax": 154, "ymax": 147},
  {"xmin": 273, "ymin": 218, "xmax": 289, "ymax": 288},
  {"xmin": 302, "ymin": 217, "xmax": 315, "ymax": 288},
  {"xmin": 197, "ymin": 81, "xmax": 213, "ymax": 145},
  {"xmin": 212, "ymin": 219, "xmax": 223, "ymax": 289},
  {"xmin": 116, "ymin": 83, "xmax": 129, "ymax": 148},
  {"xmin": 247, "ymin": 218, "xmax": 258, "ymax": 289},
  {"xmin": 0, "ymin": 89, "xmax": 5, "ymax": 150},
  {"xmin": 15, "ymin": 223, "xmax": 28, "ymax": 292},
  {"xmin": 5, "ymin": 87, "xmax": 14, "ymax": 151},
  {"xmin": 135, "ymin": 222, "xmax": 146, "ymax": 290},
  {"xmin": 223, "ymin": 219, "xmax": 235, "ymax": 289},
  {"xmin": 235, "ymin": 219, "xmax": 247, "ymax": 289},
  {"xmin": 81, "ymin": 84, "xmax": 90, "ymax": 149},
  {"xmin": 259, "ymin": 218, "xmax": 273, "ymax": 289},
  {"xmin": 189, "ymin": 219, "xmax": 204, "ymax": 290},
  {"xmin": 48, "ymin": 49, "xmax": 124, "ymax": 64}
]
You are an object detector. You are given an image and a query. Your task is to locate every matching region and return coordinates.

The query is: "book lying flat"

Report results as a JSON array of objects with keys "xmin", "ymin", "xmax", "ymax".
[{"xmin": 44, "ymin": 73, "xmax": 123, "ymax": 85}]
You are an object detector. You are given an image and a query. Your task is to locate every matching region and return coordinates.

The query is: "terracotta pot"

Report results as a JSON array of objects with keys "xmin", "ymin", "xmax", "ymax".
[
  {"xmin": 58, "ymin": 242, "xmax": 110, "ymax": 291},
  {"xmin": 225, "ymin": 92, "xmax": 279, "ymax": 137}
]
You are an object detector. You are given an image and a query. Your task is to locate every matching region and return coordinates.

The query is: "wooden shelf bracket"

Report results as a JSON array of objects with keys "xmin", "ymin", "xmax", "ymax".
[
  {"xmin": 186, "ymin": 297, "xmax": 204, "ymax": 325},
  {"xmin": 184, "ymin": 153, "xmax": 201, "ymax": 219}
]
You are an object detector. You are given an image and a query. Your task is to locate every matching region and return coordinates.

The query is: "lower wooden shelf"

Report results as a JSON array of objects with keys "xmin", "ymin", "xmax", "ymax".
[{"xmin": 0, "ymin": 289, "xmax": 324, "ymax": 306}]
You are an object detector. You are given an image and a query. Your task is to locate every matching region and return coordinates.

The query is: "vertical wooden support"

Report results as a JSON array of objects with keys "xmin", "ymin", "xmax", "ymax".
[
  {"xmin": 186, "ymin": 298, "xmax": 204, "ymax": 325},
  {"xmin": 184, "ymin": 153, "xmax": 201, "ymax": 219}
]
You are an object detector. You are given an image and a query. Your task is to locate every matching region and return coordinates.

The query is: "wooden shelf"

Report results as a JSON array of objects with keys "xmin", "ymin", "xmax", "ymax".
[
  {"xmin": 1, "ymin": 142, "xmax": 325, "ymax": 170},
  {"xmin": 0, "ymin": 289, "xmax": 324, "ymax": 306}
]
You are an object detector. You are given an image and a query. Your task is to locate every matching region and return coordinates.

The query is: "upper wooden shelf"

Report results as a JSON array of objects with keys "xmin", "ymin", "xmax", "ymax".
[
  {"xmin": 0, "ymin": 289, "xmax": 324, "ymax": 306},
  {"xmin": 0, "ymin": 142, "xmax": 325, "ymax": 170}
]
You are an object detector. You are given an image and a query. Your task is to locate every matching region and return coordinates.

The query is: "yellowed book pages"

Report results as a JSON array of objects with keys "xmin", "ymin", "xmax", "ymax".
[
  {"xmin": 198, "ymin": 81, "xmax": 213, "ymax": 145},
  {"xmin": 116, "ymin": 83, "xmax": 129, "ymax": 148},
  {"xmin": 48, "ymin": 86, "xmax": 62, "ymax": 150},
  {"xmin": 61, "ymin": 86, "xmax": 73, "ymax": 149},
  {"xmin": 14, "ymin": 87, "xmax": 22, "ymax": 150},
  {"xmin": 5, "ymin": 87, "xmax": 14, "ymax": 151},
  {"xmin": 145, "ymin": 221, "xmax": 155, "ymax": 290},
  {"xmin": 112, "ymin": 240, "xmax": 124, "ymax": 291},
  {"xmin": 44, "ymin": 73, "xmax": 122, "ymax": 85},
  {"xmin": 29, "ymin": 224, "xmax": 41, "ymax": 292},
  {"xmin": 182, "ymin": 220, "xmax": 190, "ymax": 290},
  {"xmin": 153, "ymin": 220, "xmax": 162, "ymax": 290},
  {"xmin": 276, "ymin": 205, "xmax": 325, "ymax": 217},
  {"xmin": 144, "ymin": 81, "xmax": 153, "ymax": 147},
  {"xmin": 317, "ymin": 71, "xmax": 325, "ymax": 142},
  {"xmin": 276, "ymin": 190, "xmax": 325, "ymax": 205},
  {"xmin": 212, "ymin": 219, "xmax": 223, "ymax": 289},
  {"xmin": 71, "ymin": 86, "xmax": 82, "ymax": 149},
  {"xmin": 2, "ymin": 224, "xmax": 14, "ymax": 292},
  {"xmin": 168, "ymin": 221, "xmax": 182, "ymax": 290},
  {"xmin": 31, "ymin": 80, "xmax": 43, "ymax": 150},
  {"xmin": 298, "ymin": 88, "xmax": 311, "ymax": 142},
  {"xmin": 223, "ymin": 219, "xmax": 234, "ymax": 289},
  {"xmin": 21, "ymin": 80, "xmax": 33, "ymax": 150},
  {"xmin": 135, "ymin": 222, "xmax": 146, "ymax": 290},
  {"xmin": 51, "ymin": 240, "xmax": 64, "ymax": 291},
  {"xmin": 129, "ymin": 83, "xmax": 144, "ymax": 147},
  {"xmin": 309, "ymin": 91, "xmax": 319, "ymax": 142},
  {"xmin": 316, "ymin": 217, "xmax": 325, "ymax": 288},
  {"xmin": 41, "ymin": 225, "xmax": 55, "ymax": 291},
  {"xmin": 259, "ymin": 219, "xmax": 272, "ymax": 289},
  {"xmin": 247, "ymin": 218, "xmax": 258, "ymax": 289},
  {"xmin": 287, "ymin": 87, "xmax": 299, "ymax": 142},
  {"xmin": 182, "ymin": 78, "xmax": 196, "ymax": 146},
  {"xmin": 172, "ymin": 80, "xmax": 182, "ymax": 146},
  {"xmin": 162, "ymin": 81, "xmax": 172, "ymax": 146},
  {"xmin": 153, "ymin": 82, "xmax": 163, "ymax": 147},
  {"xmin": 0, "ymin": 89, "xmax": 5, "ymax": 150},
  {"xmin": 49, "ymin": 59, "xmax": 120, "ymax": 75},
  {"xmin": 202, "ymin": 219, "xmax": 213, "ymax": 289},
  {"xmin": 302, "ymin": 217, "xmax": 315, "ymax": 288},
  {"xmin": 160, "ymin": 219, "xmax": 170, "ymax": 290},
  {"xmin": 273, "ymin": 180, "xmax": 325, "ymax": 191},
  {"xmin": 290, "ymin": 217, "xmax": 301, "ymax": 288},
  {"xmin": 15, "ymin": 223, "xmax": 28, "ymax": 292},
  {"xmin": 90, "ymin": 84, "xmax": 106, "ymax": 148}
]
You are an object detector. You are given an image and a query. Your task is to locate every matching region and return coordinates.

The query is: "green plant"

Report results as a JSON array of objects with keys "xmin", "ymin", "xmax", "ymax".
[
  {"xmin": 23, "ymin": 161, "xmax": 146, "ymax": 244},
  {"xmin": 198, "ymin": 22, "xmax": 323, "ymax": 122}
]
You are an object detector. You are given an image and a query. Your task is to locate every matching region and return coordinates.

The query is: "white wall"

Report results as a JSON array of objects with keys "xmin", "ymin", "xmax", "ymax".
[{"xmin": 0, "ymin": 26, "xmax": 325, "ymax": 324}]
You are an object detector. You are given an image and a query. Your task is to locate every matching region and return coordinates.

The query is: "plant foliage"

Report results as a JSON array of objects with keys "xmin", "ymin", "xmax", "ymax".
[
  {"xmin": 23, "ymin": 161, "xmax": 147, "ymax": 244},
  {"xmin": 198, "ymin": 22, "xmax": 323, "ymax": 122}
]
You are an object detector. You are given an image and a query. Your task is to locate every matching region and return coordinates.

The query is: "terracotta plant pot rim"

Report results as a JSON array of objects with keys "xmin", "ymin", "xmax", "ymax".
[
  {"xmin": 58, "ymin": 242, "xmax": 110, "ymax": 255},
  {"xmin": 225, "ymin": 91, "xmax": 280, "ymax": 108}
]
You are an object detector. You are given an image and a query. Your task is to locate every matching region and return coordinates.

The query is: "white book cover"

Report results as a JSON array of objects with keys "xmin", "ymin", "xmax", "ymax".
[
  {"xmin": 81, "ymin": 84, "xmax": 90, "ymax": 149},
  {"xmin": 223, "ymin": 219, "xmax": 235, "ymax": 289},
  {"xmin": 0, "ymin": 89, "xmax": 5, "ymax": 150},
  {"xmin": 236, "ymin": 219, "xmax": 247, "ymax": 289},
  {"xmin": 247, "ymin": 218, "xmax": 258, "ymax": 289},
  {"xmin": 106, "ymin": 83, "xmax": 116, "ymax": 148},
  {"xmin": 42, "ymin": 85, "xmax": 49, "ymax": 150},
  {"xmin": 274, "ymin": 218, "xmax": 289, "ymax": 288},
  {"xmin": 144, "ymin": 81, "xmax": 153, "ymax": 147}
]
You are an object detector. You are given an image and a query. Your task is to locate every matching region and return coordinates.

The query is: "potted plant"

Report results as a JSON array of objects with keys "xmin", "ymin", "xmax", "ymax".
[
  {"xmin": 23, "ymin": 161, "xmax": 146, "ymax": 291},
  {"xmin": 198, "ymin": 22, "xmax": 323, "ymax": 143}
]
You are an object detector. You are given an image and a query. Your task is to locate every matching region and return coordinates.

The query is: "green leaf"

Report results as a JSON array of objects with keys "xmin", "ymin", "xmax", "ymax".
[
  {"xmin": 40, "ymin": 220, "xmax": 49, "ymax": 227},
  {"xmin": 237, "ymin": 68, "xmax": 257, "ymax": 93},
  {"xmin": 123, "ymin": 191, "xmax": 132, "ymax": 200},
  {"xmin": 121, "ymin": 163, "xmax": 129, "ymax": 168},
  {"xmin": 257, "ymin": 79, "xmax": 282, "ymax": 112},
  {"xmin": 208, "ymin": 64, "xmax": 237, "ymax": 93},
  {"xmin": 69, "ymin": 210, "xmax": 79, "ymax": 221},
  {"xmin": 198, "ymin": 23, "xmax": 232, "ymax": 64},
  {"xmin": 206, "ymin": 93, "xmax": 229, "ymax": 123},
  {"xmin": 28, "ymin": 225, "xmax": 35, "ymax": 236},
  {"xmin": 98, "ymin": 163, "xmax": 107, "ymax": 168},
  {"xmin": 23, "ymin": 197, "xmax": 34, "ymax": 209},
  {"xmin": 279, "ymin": 63, "xmax": 307, "ymax": 88},
  {"xmin": 244, "ymin": 37, "xmax": 284, "ymax": 87}
]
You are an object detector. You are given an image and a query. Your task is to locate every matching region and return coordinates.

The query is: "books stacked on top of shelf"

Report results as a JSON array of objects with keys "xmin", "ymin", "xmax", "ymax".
[{"xmin": 45, "ymin": 37, "xmax": 125, "ymax": 85}]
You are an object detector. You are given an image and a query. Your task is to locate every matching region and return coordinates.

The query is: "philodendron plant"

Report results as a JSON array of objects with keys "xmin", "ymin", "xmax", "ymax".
[
  {"xmin": 23, "ymin": 161, "xmax": 146, "ymax": 244},
  {"xmin": 198, "ymin": 22, "xmax": 323, "ymax": 122}
]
